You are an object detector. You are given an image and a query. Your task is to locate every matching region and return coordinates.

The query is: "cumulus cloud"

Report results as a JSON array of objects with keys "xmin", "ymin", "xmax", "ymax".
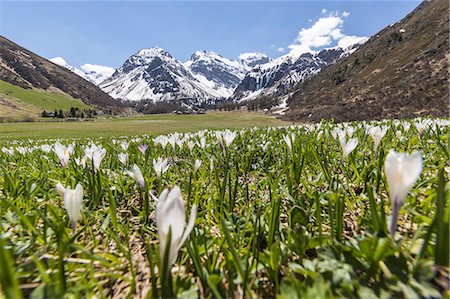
[
  {"xmin": 321, "ymin": 8, "xmax": 327, "ymax": 14},
  {"xmin": 287, "ymin": 11, "xmax": 366, "ymax": 56},
  {"xmin": 80, "ymin": 64, "xmax": 115, "ymax": 77},
  {"xmin": 277, "ymin": 47, "xmax": 285, "ymax": 53}
]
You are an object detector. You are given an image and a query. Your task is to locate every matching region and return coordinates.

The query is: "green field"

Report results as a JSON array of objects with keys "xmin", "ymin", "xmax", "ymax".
[
  {"xmin": 0, "ymin": 111, "xmax": 288, "ymax": 140},
  {"xmin": 0, "ymin": 118, "xmax": 448, "ymax": 298},
  {"xmin": 0, "ymin": 80, "xmax": 92, "ymax": 119}
]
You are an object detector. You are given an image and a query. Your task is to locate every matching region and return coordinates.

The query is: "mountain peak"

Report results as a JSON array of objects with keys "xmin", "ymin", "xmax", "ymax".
[{"xmin": 135, "ymin": 47, "xmax": 171, "ymax": 58}]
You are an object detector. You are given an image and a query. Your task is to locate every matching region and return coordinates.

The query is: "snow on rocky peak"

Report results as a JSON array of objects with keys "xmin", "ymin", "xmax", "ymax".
[
  {"xmin": 80, "ymin": 64, "xmax": 115, "ymax": 85},
  {"xmin": 99, "ymin": 47, "xmax": 223, "ymax": 102},
  {"xmin": 239, "ymin": 52, "xmax": 271, "ymax": 68},
  {"xmin": 49, "ymin": 57, "xmax": 114, "ymax": 85},
  {"xmin": 184, "ymin": 50, "xmax": 248, "ymax": 98},
  {"xmin": 232, "ymin": 47, "xmax": 346, "ymax": 101}
]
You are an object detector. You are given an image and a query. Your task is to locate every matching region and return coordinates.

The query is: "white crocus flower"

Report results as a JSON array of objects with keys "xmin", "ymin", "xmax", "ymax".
[
  {"xmin": 402, "ymin": 122, "xmax": 411, "ymax": 132},
  {"xmin": 118, "ymin": 153, "xmax": 129, "ymax": 165},
  {"xmin": 194, "ymin": 159, "xmax": 202, "ymax": 174},
  {"xmin": 415, "ymin": 122, "xmax": 428, "ymax": 140},
  {"xmin": 127, "ymin": 164, "xmax": 145, "ymax": 188},
  {"xmin": 223, "ymin": 130, "xmax": 236, "ymax": 148},
  {"xmin": 92, "ymin": 148, "xmax": 106, "ymax": 171},
  {"xmin": 216, "ymin": 130, "xmax": 237, "ymax": 149},
  {"xmin": 62, "ymin": 184, "xmax": 83, "ymax": 232},
  {"xmin": 153, "ymin": 158, "xmax": 170, "ymax": 178},
  {"xmin": 53, "ymin": 142, "xmax": 73, "ymax": 167},
  {"xmin": 41, "ymin": 144, "xmax": 52, "ymax": 153},
  {"xmin": 384, "ymin": 150, "xmax": 423, "ymax": 238},
  {"xmin": 187, "ymin": 141, "xmax": 195, "ymax": 153},
  {"xmin": 55, "ymin": 182, "xmax": 66, "ymax": 197},
  {"xmin": 369, "ymin": 126, "xmax": 388, "ymax": 153},
  {"xmin": 282, "ymin": 133, "xmax": 295, "ymax": 150},
  {"xmin": 199, "ymin": 137, "xmax": 206, "ymax": 149},
  {"xmin": 342, "ymin": 138, "xmax": 358, "ymax": 159},
  {"xmin": 156, "ymin": 186, "xmax": 197, "ymax": 267}
]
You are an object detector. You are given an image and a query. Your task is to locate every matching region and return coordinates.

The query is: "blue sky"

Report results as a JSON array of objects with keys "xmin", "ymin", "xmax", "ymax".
[{"xmin": 0, "ymin": 1, "xmax": 420, "ymax": 68}]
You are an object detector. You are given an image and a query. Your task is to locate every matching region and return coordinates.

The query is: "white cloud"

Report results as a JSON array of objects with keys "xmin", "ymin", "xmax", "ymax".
[
  {"xmin": 277, "ymin": 47, "xmax": 285, "ymax": 53},
  {"xmin": 287, "ymin": 11, "xmax": 366, "ymax": 56},
  {"xmin": 321, "ymin": 8, "xmax": 327, "ymax": 14},
  {"xmin": 80, "ymin": 64, "xmax": 115, "ymax": 77}
]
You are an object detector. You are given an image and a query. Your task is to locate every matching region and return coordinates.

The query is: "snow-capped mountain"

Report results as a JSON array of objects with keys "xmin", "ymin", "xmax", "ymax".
[
  {"xmin": 232, "ymin": 44, "xmax": 362, "ymax": 101},
  {"xmin": 184, "ymin": 51, "xmax": 247, "ymax": 98},
  {"xmin": 239, "ymin": 52, "xmax": 271, "ymax": 68},
  {"xmin": 100, "ymin": 47, "xmax": 221, "ymax": 102},
  {"xmin": 79, "ymin": 64, "xmax": 115, "ymax": 85},
  {"xmin": 100, "ymin": 47, "xmax": 272, "ymax": 102},
  {"xmin": 49, "ymin": 57, "xmax": 114, "ymax": 85}
]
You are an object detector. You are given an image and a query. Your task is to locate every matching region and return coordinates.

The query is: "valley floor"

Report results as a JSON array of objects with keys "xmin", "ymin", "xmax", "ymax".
[{"xmin": 0, "ymin": 111, "xmax": 288, "ymax": 140}]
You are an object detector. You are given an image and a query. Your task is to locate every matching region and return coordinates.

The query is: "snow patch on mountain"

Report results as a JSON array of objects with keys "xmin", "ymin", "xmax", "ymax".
[
  {"xmin": 80, "ymin": 64, "xmax": 115, "ymax": 85},
  {"xmin": 49, "ymin": 57, "xmax": 114, "ymax": 85},
  {"xmin": 184, "ymin": 50, "xmax": 248, "ymax": 98}
]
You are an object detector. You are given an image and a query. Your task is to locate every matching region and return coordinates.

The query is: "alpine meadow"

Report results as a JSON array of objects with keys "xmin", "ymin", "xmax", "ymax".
[{"xmin": 0, "ymin": 0, "xmax": 449, "ymax": 298}]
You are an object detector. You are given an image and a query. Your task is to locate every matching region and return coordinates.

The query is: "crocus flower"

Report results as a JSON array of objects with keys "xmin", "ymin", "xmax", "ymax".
[
  {"xmin": 92, "ymin": 148, "xmax": 106, "ymax": 171},
  {"xmin": 415, "ymin": 122, "xmax": 428, "ymax": 140},
  {"xmin": 55, "ymin": 182, "xmax": 66, "ymax": 197},
  {"xmin": 153, "ymin": 158, "xmax": 170, "ymax": 178},
  {"xmin": 282, "ymin": 133, "xmax": 295, "ymax": 150},
  {"xmin": 342, "ymin": 138, "xmax": 358, "ymax": 158},
  {"xmin": 216, "ymin": 130, "xmax": 236, "ymax": 149},
  {"xmin": 118, "ymin": 153, "xmax": 129, "ymax": 165},
  {"xmin": 53, "ymin": 142, "xmax": 73, "ymax": 167},
  {"xmin": 384, "ymin": 150, "xmax": 423, "ymax": 238},
  {"xmin": 127, "ymin": 164, "xmax": 145, "ymax": 188},
  {"xmin": 199, "ymin": 137, "xmax": 206, "ymax": 149},
  {"xmin": 369, "ymin": 126, "xmax": 388, "ymax": 154},
  {"xmin": 194, "ymin": 159, "xmax": 202, "ymax": 174},
  {"xmin": 138, "ymin": 144, "xmax": 148, "ymax": 154},
  {"xmin": 156, "ymin": 186, "xmax": 197, "ymax": 266},
  {"xmin": 62, "ymin": 184, "xmax": 83, "ymax": 232}
]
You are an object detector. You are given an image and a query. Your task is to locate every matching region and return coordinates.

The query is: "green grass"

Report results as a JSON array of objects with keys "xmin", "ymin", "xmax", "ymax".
[
  {"xmin": 0, "ymin": 80, "xmax": 92, "ymax": 114},
  {"xmin": 0, "ymin": 111, "xmax": 288, "ymax": 140},
  {"xmin": 0, "ymin": 118, "xmax": 448, "ymax": 298}
]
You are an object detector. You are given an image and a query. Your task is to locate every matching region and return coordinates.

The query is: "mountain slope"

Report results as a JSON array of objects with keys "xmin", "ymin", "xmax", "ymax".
[
  {"xmin": 232, "ymin": 48, "xmax": 346, "ymax": 101},
  {"xmin": 283, "ymin": 0, "xmax": 449, "ymax": 122},
  {"xmin": 0, "ymin": 80, "xmax": 92, "ymax": 120},
  {"xmin": 0, "ymin": 35, "xmax": 119, "ymax": 108},
  {"xmin": 100, "ymin": 47, "xmax": 221, "ymax": 103}
]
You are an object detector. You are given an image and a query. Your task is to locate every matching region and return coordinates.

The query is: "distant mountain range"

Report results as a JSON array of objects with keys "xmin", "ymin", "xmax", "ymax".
[
  {"xmin": 94, "ymin": 45, "xmax": 356, "ymax": 104},
  {"xmin": 282, "ymin": 0, "xmax": 449, "ymax": 121}
]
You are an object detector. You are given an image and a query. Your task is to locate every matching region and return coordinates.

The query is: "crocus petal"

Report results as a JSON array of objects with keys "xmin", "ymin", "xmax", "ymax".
[
  {"xmin": 178, "ymin": 204, "xmax": 197, "ymax": 252},
  {"xmin": 55, "ymin": 182, "xmax": 66, "ymax": 197},
  {"xmin": 343, "ymin": 138, "xmax": 358, "ymax": 158}
]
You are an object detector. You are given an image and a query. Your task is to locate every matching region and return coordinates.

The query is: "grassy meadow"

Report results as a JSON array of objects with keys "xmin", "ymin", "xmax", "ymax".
[
  {"xmin": 0, "ymin": 111, "xmax": 287, "ymax": 140},
  {"xmin": 0, "ymin": 117, "xmax": 449, "ymax": 298}
]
